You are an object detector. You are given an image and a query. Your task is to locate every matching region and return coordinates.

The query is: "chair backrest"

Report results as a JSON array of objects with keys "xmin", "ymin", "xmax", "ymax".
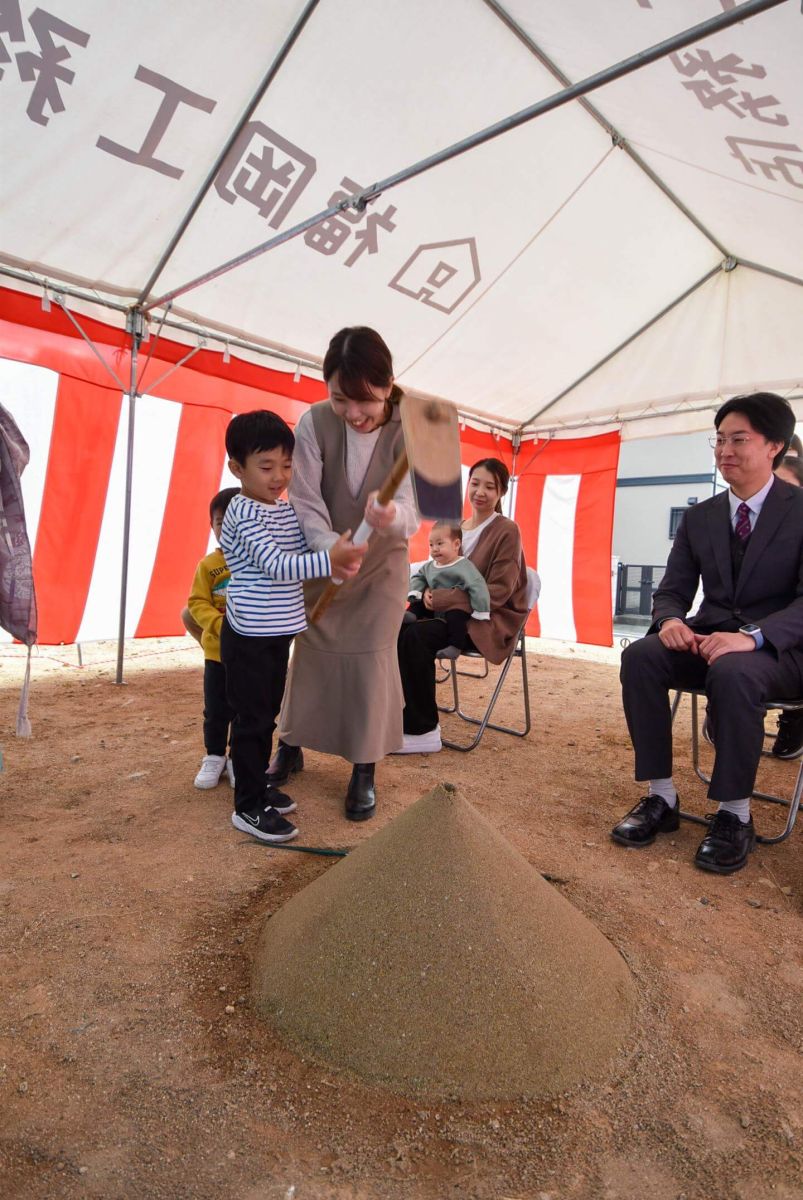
[{"xmin": 525, "ymin": 567, "xmax": 541, "ymax": 611}]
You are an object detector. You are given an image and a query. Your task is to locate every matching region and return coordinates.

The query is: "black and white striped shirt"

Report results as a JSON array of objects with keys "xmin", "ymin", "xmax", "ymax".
[{"xmin": 221, "ymin": 495, "xmax": 330, "ymax": 636}]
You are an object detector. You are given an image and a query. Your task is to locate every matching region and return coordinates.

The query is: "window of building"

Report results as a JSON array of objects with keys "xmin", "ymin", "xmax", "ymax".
[{"xmin": 669, "ymin": 506, "xmax": 689, "ymax": 538}]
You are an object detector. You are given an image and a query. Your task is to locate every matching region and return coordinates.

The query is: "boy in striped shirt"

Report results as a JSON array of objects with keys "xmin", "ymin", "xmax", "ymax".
[{"xmin": 221, "ymin": 410, "xmax": 365, "ymax": 843}]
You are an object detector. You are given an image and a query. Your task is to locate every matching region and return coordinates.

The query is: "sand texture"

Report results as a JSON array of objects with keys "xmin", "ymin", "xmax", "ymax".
[{"xmin": 252, "ymin": 782, "xmax": 636, "ymax": 1098}]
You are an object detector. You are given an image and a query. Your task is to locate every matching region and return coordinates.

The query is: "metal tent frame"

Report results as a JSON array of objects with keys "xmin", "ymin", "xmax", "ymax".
[{"xmin": 0, "ymin": 0, "xmax": 792, "ymax": 679}]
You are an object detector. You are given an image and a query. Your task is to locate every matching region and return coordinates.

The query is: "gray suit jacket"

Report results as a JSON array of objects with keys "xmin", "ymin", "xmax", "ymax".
[{"xmin": 650, "ymin": 477, "xmax": 803, "ymax": 658}]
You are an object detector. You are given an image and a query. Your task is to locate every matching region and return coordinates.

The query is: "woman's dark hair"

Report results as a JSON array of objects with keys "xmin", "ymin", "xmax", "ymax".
[
  {"xmin": 789, "ymin": 432, "xmax": 803, "ymax": 457},
  {"xmin": 225, "ymin": 410, "xmax": 294, "ymax": 464},
  {"xmin": 209, "ymin": 487, "xmax": 240, "ymax": 521},
  {"xmin": 777, "ymin": 455, "xmax": 803, "ymax": 487},
  {"xmin": 714, "ymin": 392, "xmax": 795, "ymax": 470},
  {"xmin": 468, "ymin": 458, "xmax": 510, "ymax": 514},
  {"xmin": 323, "ymin": 327, "xmax": 402, "ymax": 415}
]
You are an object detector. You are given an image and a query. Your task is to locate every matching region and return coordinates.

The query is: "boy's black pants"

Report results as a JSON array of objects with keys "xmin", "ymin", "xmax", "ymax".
[
  {"xmin": 220, "ymin": 617, "xmax": 291, "ymax": 815},
  {"xmin": 203, "ymin": 659, "xmax": 235, "ymax": 757}
]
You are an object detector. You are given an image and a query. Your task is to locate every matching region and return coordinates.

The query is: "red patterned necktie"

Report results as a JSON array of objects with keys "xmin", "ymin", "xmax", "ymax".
[{"xmin": 735, "ymin": 501, "xmax": 752, "ymax": 543}]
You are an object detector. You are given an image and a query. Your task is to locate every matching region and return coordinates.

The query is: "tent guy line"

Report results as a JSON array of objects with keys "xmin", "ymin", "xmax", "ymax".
[{"xmin": 141, "ymin": 0, "xmax": 789, "ymax": 316}]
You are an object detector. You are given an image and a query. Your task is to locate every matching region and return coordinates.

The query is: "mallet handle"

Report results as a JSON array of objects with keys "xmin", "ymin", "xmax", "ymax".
[{"xmin": 309, "ymin": 449, "xmax": 409, "ymax": 624}]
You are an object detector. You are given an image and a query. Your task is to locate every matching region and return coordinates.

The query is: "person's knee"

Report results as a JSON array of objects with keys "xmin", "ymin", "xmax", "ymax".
[
  {"xmin": 621, "ymin": 634, "xmax": 664, "ymax": 683},
  {"xmin": 706, "ymin": 653, "xmax": 765, "ymax": 701}
]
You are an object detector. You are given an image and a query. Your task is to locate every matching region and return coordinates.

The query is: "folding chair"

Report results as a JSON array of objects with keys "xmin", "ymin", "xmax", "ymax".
[
  {"xmin": 437, "ymin": 567, "xmax": 541, "ymax": 752},
  {"xmin": 671, "ymin": 688, "xmax": 803, "ymax": 844}
]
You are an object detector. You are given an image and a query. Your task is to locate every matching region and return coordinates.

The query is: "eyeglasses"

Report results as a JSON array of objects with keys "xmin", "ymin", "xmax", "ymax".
[{"xmin": 709, "ymin": 435, "xmax": 754, "ymax": 450}]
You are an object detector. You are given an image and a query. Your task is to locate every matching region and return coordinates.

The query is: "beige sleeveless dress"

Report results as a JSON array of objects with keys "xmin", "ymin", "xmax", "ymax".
[{"xmin": 278, "ymin": 402, "xmax": 408, "ymax": 763}]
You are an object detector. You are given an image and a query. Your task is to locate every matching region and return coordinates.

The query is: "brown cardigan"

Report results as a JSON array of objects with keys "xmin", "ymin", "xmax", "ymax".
[{"xmin": 428, "ymin": 515, "xmax": 528, "ymax": 664}]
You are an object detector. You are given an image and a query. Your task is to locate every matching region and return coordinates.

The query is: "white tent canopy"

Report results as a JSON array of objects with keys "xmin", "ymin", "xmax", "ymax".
[{"xmin": 1, "ymin": 0, "xmax": 802, "ymax": 438}]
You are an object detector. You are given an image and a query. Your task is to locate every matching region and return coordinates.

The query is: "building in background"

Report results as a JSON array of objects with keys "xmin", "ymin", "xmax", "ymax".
[{"xmin": 613, "ymin": 431, "xmax": 715, "ymax": 623}]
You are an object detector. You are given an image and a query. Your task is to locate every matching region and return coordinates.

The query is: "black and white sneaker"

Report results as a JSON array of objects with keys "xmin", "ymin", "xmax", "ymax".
[
  {"xmin": 232, "ymin": 806, "xmax": 298, "ymax": 844},
  {"xmin": 772, "ymin": 709, "xmax": 803, "ymax": 759},
  {"xmin": 266, "ymin": 786, "xmax": 297, "ymax": 816}
]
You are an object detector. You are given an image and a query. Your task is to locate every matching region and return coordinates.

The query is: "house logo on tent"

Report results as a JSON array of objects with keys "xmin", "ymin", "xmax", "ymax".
[{"xmin": 389, "ymin": 238, "xmax": 481, "ymax": 314}]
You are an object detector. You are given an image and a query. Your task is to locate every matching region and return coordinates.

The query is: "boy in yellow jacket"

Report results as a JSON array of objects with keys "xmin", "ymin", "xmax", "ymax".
[{"xmin": 183, "ymin": 488, "xmax": 240, "ymax": 789}]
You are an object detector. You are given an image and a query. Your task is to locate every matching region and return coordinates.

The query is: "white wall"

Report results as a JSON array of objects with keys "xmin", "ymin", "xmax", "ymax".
[{"xmin": 613, "ymin": 431, "xmax": 714, "ymax": 571}]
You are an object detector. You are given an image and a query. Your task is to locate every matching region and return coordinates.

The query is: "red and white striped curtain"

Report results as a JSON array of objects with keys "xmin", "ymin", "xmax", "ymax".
[{"xmin": 1, "ymin": 289, "xmax": 619, "ymax": 647}]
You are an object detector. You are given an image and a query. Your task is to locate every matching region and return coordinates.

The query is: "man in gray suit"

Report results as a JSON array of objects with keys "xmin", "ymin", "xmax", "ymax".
[{"xmin": 612, "ymin": 392, "xmax": 803, "ymax": 874}]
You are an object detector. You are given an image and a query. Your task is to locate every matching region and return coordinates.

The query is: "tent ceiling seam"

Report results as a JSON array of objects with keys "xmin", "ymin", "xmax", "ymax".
[
  {"xmin": 143, "ymin": 0, "xmax": 785, "ymax": 315},
  {"xmin": 479, "ymin": 0, "xmax": 731, "ymax": 257},
  {"xmin": 136, "ymin": 0, "xmax": 322, "ymax": 305},
  {"xmin": 395, "ymin": 145, "xmax": 614, "ymax": 380},
  {"xmin": 527, "ymin": 384, "xmax": 803, "ymax": 438},
  {"xmin": 522, "ymin": 263, "xmax": 724, "ymax": 427}
]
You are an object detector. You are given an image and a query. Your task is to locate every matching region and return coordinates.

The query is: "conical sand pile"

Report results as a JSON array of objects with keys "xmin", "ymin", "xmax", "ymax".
[{"xmin": 252, "ymin": 784, "xmax": 636, "ymax": 1099}]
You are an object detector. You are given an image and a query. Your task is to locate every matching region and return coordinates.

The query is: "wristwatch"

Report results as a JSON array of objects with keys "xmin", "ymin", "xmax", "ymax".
[{"xmin": 739, "ymin": 623, "xmax": 762, "ymax": 642}]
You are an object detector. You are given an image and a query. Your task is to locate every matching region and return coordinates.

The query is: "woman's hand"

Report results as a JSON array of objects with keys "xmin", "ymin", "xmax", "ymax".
[
  {"xmin": 364, "ymin": 490, "xmax": 396, "ymax": 530},
  {"xmin": 422, "ymin": 588, "xmax": 434, "ymax": 610}
]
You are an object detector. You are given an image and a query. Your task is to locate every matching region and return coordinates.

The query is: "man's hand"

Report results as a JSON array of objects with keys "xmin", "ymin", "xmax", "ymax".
[
  {"xmin": 422, "ymin": 587, "xmax": 434, "ymax": 611},
  {"xmin": 696, "ymin": 631, "xmax": 756, "ymax": 665},
  {"xmin": 364, "ymin": 490, "xmax": 397, "ymax": 530},
  {"xmin": 329, "ymin": 530, "xmax": 367, "ymax": 581},
  {"xmin": 658, "ymin": 618, "xmax": 699, "ymax": 653}
]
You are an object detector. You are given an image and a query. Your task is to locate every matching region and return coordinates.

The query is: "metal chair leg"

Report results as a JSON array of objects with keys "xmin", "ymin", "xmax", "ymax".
[
  {"xmin": 673, "ymin": 689, "xmax": 803, "ymax": 845},
  {"xmin": 440, "ymin": 635, "xmax": 531, "ymax": 752}
]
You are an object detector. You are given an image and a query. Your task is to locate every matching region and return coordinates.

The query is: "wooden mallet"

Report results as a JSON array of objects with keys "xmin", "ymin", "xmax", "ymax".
[{"xmin": 309, "ymin": 395, "xmax": 463, "ymax": 623}]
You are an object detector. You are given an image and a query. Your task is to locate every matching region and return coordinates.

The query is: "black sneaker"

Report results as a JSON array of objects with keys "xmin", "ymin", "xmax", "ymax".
[
  {"xmin": 266, "ymin": 785, "xmax": 297, "ymax": 816},
  {"xmin": 772, "ymin": 708, "xmax": 803, "ymax": 759},
  {"xmin": 232, "ymin": 806, "xmax": 298, "ymax": 844}
]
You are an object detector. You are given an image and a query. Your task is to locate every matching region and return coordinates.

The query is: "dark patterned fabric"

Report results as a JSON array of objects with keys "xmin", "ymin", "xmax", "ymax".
[
  {"xmin": 734, "ymin": 500, "xmax": 752, "ymax": 544},
  {"xmin": 0, "ymin": 402, "xmax": 37, "ymax": 645}
]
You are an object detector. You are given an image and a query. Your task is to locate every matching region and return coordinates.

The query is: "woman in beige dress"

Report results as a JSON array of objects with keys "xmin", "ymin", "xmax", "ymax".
[{"xmin": 270, "ymin": 327, "xmax": 419, "ymax": 820}]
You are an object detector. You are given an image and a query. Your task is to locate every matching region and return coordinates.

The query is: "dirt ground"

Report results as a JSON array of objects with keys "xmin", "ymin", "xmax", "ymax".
[{"xmin": 1, "ymin": 635, "xmax": 802, "ymax": 1200}]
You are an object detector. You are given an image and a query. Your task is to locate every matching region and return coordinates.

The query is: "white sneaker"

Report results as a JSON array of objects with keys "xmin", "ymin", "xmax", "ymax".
[
  {"xmin": 390, "ymin": 726, "xmax": 443, "ymax": 755},
  {"xmin": 194, "ymin": 754, "xmax": 227, "ymax": 789},
  {"xmin": 225, "ymin": 757, "xmax": 235, "ymax": 787}
]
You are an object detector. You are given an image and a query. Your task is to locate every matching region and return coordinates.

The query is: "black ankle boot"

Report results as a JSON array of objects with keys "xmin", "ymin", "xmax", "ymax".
[
  {"xmin": 266, "ymin": 741, "xmax": 304, "ymax": 787},
  {"xmin": 345, "ymin": 763, "xmax": 376, "ymax": 822}
]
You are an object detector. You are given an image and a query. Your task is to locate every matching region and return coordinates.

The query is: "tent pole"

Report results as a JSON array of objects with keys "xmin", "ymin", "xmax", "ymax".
[
  {"xmin": 137, "ymin": 338, "xmax": 205, "ymax": 397},
  {"xmin": 143, "ymin": 0, "xmax": 787, "ymax": 314},
  {"xmin": 115, "ymin": 311, "xmax": 144, "ymax": 685},
  {"xmin": 480, "ymin": 0, "xmax": 729, "ymax": 257},
  {"xmin": 51, "ymin": 296, "xmax": 127, "ymax": 391},
  {"xmin": 735, "ymin": 260, "xmax": 803, "ymax": 290},
  {"xmin": 136, "ymin": 0, "xmax": 322, "ymax": 304}
]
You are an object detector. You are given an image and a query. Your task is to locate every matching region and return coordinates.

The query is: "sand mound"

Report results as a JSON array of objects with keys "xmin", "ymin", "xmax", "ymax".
[{"xmin": 252, "ymin": 783, "xmax": 636, "ymax": 1099}]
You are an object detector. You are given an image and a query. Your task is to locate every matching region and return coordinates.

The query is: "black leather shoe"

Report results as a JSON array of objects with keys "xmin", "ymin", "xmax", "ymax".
[
  {"xmin": 694, "ymin": 810, "xmax": 755, "ymax": 874},
  {"xmin": 345, "ymin": 763, "xmax": 376, "ymax": 822},
  {"xmin": 772, "ymin": 708, "xmax": 803, "ymax": 759},
  {"xmin": 611, "ymin": 794, "xmax": 680, "ymax": 847},
  {"xmin": 266, "ymin": 741, "xmax": 303, "ymax": 786}
]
